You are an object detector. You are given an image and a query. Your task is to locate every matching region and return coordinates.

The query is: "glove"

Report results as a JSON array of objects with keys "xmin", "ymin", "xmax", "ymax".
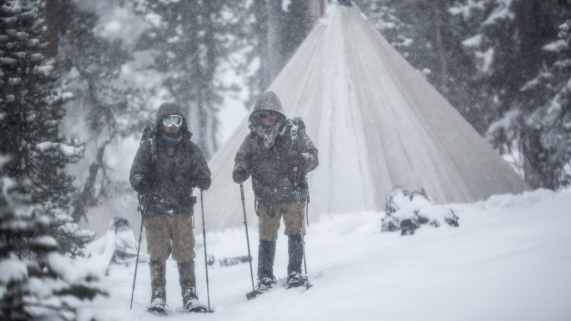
[
  {"xmin": 290, "ymin": 153, "xmax": 305, "ymax": 169},
  {"xmin": 137, "ymin": 177, "xmax": 153, "ymax": 194},
  {"xmin": 233, "ymin": 166, "xmax": 248, "ymax": 183},
  {"xmin": 195, "ymin": 176, "xmax": 211, "ymax": 191}
]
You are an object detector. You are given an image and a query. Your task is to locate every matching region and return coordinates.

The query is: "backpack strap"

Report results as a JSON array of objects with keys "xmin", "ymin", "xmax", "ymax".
[
  {"xmin": 137, "ymin": 124, "xmax": 158, "ymax": 213},
  {"xmin": 140, "ymin": 123, "xmax": 158, "ymax": 164},
  {"xmin": 288, "ymin": 117, "xmax": 306, "ymax": 152}
]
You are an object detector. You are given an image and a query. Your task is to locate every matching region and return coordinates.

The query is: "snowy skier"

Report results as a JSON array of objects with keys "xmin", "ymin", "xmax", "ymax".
[
  {"xmin": 233, "ymin": 91, "xmax": 319, "ymax": 292},
  {"xmin": 130, "ymin": 103, "xmax": 212, "ymax": 314}
]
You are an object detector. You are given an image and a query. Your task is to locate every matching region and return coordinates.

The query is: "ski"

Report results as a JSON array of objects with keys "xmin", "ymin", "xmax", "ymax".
[{"xmin": 246, "ymin": 289, "xmax": 265, "ymax": 300}]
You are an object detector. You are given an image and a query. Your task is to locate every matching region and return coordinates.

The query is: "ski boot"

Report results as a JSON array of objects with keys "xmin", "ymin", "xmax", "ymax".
[
  {"xmin": 179, "ymin": 261, "xmax": 209, "ymax": 313},
  {"xmin": 147, "ymin": 288, "xmax": 167, "ymax": 315},
  {"xmin": 246, "ymin": 276, "xmax": 276, "ymax": 300},
  {"xmin": 286, "ymin": 271, "xmax": 310, "ymax": 289},
  {"xmin": 257, "ymin": 276, "xmax": 277, "ymax": 292},
  {"xmin": 147, "ymin": 261, "xmax": 167, "ymax": 315},
  {"xmin": 182, "ymin": 287, "xmax": 209, "ymax": 313}
]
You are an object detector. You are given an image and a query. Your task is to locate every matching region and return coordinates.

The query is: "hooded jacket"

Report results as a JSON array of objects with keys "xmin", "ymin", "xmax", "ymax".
[
  {"xmin": 234, "ymin": 91, "xmax": 319, "ymax": 204},
  {"xmin": 130, "ymin": 103, "xmax": 211, "ymax": 215}
]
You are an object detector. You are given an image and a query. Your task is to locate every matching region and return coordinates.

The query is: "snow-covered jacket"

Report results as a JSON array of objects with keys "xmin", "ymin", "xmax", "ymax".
[
  {"xmin": 130, "ymin": 103, "xmax": 211, "ymax": 215},
  {"xmin": 234, "ymin": 92, "xmax": 318, "ymax": 204}
]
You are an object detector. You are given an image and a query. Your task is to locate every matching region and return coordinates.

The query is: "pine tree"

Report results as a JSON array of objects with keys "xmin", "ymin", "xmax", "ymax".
[
  {"xmin": 131, "ymin": 0, "xmax": 248, "ymax": 157},
  {"xmin": 0, "ymin": 0, "xmax": 93, "ymax": 257},
  {"xmin": 240, "ymin": 0, "xmax": 320, "ymax": 101},
  {"xmin": 356, "ymin": 0, "xmax": 484, "ymax": 132},
  {"xmin": 265, "ymin": 0, "xmax": 318, "ymax": 81},
  {"xmin": 241, "ymin": 0, "xmax": 271, "ymax": 104},
  {"xmin": 353, "ymin": 0, "xmax": 415, "ymax": 56},
  {"xmin": 454, "ymin": 0, "xmax": 564, "ymax": 188},
  {"xmin": 519, "ymin": 14, "xmax": 571, "ymax": 188},
  {"xmin": 0, "ymin": 155, "xmax": 106, "ymax": 321},
  {"xmin": 57, "ymin": 0, "xmax": 151, "ymax": 222},
  {"xmin": 560, "ymin": 19, "xmax": 571, "ymax": 44},
  {"xmin": 557, "ymin": 0, "xmax": 571, "ymax": 44}
]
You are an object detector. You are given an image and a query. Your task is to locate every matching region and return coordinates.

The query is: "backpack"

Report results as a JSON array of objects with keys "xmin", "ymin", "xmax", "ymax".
[{"xmin": 140, "ymin": 123, "xmax": 158, "ymax": 164}]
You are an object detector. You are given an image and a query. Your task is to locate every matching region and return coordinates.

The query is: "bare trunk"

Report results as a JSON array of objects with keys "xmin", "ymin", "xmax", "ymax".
[
  {"xmin": 433, "ymin": 1, "xmax": 449, "ymax": 95},
  {"xmin": 71, "ymin": 139, "xmax": 112, "ymax": 222},
  {"xmin": 44, "ymin": 0, "xmax": 59, "ymax": 58}
]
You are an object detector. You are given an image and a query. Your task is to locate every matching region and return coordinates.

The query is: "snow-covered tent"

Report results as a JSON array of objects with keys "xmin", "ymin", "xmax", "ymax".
[{"xmin": 199, "ymin": 4, "xmax": 530, "ymax": 232}]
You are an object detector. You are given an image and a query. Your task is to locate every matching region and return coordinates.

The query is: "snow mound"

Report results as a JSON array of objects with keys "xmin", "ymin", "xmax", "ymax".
[
  {"xmin": 382, "ymin": 187, "xmax": 459, "ymax": 235},
  {"xmin": 84, "ymin": 217, "xmax": 146, "ymax": 276},
  {"xmin": 83, "ymin": 188, "xmax": 571, "ymax": 321}
]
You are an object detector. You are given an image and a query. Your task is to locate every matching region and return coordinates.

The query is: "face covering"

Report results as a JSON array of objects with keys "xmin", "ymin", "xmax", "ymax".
[
  {"xmin": 160, "ymin": 131, "xmax": 182, "ymax": 156},
  {"xmin": 253, "ymin": 120, "xmax": 285, "ymax": 149}
]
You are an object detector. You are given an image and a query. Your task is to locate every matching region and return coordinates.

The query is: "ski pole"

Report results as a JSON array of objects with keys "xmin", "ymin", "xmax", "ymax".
[
  {"xmin": 130, "ymin": 216, "xmax": 145, "ymax": 309},
  {"xmin": 200, "ymin": 190, "xmax": 211, "ymax": 310},
  {"xmin": 306, "ymin": 194, "xmax": 310, "ymax": 227},
  {"xmin": 293, "ymin": 168, "xmax": 308, "ymax": 276},
  {"xmin": 306, "ymin": 178, "xmax": 310, "ymax": 227},
  {"xmin": 240, "ymin": 183, "xmax": 256, "ymax": 292}
]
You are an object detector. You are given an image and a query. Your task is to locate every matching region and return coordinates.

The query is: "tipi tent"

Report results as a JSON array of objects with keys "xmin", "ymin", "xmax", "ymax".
[{"xmin": 199, "ymin": 4, "xmax": 529, "ymax": 232}]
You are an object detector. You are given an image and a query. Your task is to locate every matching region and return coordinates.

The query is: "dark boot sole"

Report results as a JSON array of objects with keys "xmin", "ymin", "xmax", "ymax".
[{"xmin": 175, "ymin": 306, "xmax": 215, "ymax": 314}]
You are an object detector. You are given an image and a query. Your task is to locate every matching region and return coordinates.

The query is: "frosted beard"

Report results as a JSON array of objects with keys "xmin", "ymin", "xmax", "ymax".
[{"xmin": 254, "ymin": 121, "xmax": 286, "ymax": 149}]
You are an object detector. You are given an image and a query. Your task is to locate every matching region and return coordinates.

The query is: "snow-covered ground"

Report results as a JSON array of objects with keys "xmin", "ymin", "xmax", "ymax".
[{"xmin": 81, "ymin": 188, "xmax": 571, "ymax": 321}]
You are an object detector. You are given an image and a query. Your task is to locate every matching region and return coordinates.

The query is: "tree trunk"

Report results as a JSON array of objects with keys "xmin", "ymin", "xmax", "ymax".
[
  {"xmin": 265, "ymin": 0, "xmax": 319, "ymax": 82},
  {"xmin": 44, "ymin": 0, "xmax": 59, "ymax": 58},
  {"xmin": 71, "ymin": 140, "xmax": 111, "ymax": 222},
  {"xmin": 432, "ymin": 0, "xmax": 450, "ymax": 95}
]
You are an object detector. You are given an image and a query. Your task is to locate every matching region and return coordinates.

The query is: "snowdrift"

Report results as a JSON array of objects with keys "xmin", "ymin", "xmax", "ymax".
[{"xmin": 79, "ymin": 188, "xmax": 571, "ymax": 321}]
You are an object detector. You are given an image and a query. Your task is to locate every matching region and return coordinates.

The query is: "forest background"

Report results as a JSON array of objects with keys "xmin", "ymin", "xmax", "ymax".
[
  {"xmin": 54, "ymin": 0, "xmax": 571, "ymax": 225},
  {"xmin": 0, "ymin": 0, "xmax": 570, "ymax": 319}
]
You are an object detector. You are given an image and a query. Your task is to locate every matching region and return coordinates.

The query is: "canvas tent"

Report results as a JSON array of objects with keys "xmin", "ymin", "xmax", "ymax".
[{"xmin": 198, "ymin": 4, "xmax": 530, "ymax": 232}]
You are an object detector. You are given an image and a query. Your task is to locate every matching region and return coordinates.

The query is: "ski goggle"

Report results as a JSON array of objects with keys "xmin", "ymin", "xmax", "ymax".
[
  {"xmin": 163, "ymin": 115, "xmax": 183, "ymax": 127},
  {"xmin": 257, "ymin": 111, "xmax": 277, "ymax": 119}
]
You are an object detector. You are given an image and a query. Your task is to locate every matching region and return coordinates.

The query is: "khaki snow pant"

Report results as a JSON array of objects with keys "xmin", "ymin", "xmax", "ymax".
[
  {"xmin": 258, "ymin": 202, "xmax": 306, "ymax": 242},
  {"xmin": 144, "ymin": 213, "xmax": 196, "ymax": 263}
]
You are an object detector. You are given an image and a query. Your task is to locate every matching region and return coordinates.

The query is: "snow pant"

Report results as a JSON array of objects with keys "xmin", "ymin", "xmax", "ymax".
[
  {"xmin": 144, "ymin": 213, "xmax": 197, "ymax": 303},
  {"xmin": 144, "ymin": 213, "xmax": 196, "ymax": 263},
  {"xmin": 257, "ymin": 202, "xmax": 306, "ymax": 242},
  {"xmin": 148, "ymin": 260, "xmax": 198, "ymax": 304},
  {"xmin": 257, "ymin": 202, "xmax": 306, "ymax": 280}
]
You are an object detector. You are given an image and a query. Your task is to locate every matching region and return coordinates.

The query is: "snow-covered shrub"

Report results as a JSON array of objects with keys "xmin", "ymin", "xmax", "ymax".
[
  {"xmin": 382, "ymin": 187, "xmax": 459, "ymax": 235},
  {"xmin": 0, "ymin": 156, "xmax": 107, "ymax": 321},
  {"xmin": 559, "ymin": 19, "xmax": 571, "ymax": 45},
  {"xmin": 84, "ymin": 217, "xmax": 145, "ymax": 276}
]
